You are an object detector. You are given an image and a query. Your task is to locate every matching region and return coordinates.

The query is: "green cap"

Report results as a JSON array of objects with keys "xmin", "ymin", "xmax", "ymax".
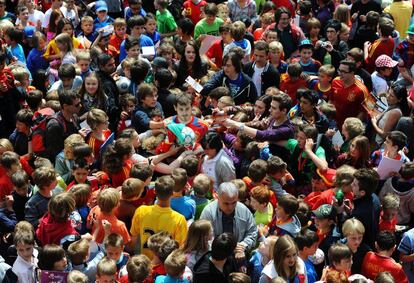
[
  {"xmin": 407, "ymin": 24, "xmax": 414, "ymax": 35},
  {"xmin": 313, "ymin": 204, "xmax": 337, "ymax": 220}
]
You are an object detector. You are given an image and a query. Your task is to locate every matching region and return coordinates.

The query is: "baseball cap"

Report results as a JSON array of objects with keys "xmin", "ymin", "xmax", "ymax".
[
  {"xmin": 95, "ymin": 0, "xmax": 108, "ymax": 12},
  {"xmin": 375, "ymin": 55, "xmax": 398, "ymax": 68},
  {"xmin": 299, "ymin": 39, "xmax": 314, "ymax": 49},
  {"xmin": 24, "ymin": 26, "xmax": 36, "ymax": 38},
  {"xmin": 313, "ymin": 204, "xmax": 337, "ymax": 220},
  {"xmin": 316, "ymin": 168, "xmax": 336, "ymax": 187},
  {"xmin": 152, "ymin": 57, "xmax": 169, "ymax": 69},
  {"xmin": 407, "ymin": 24, "xmax": 414, "ymax": 35}
]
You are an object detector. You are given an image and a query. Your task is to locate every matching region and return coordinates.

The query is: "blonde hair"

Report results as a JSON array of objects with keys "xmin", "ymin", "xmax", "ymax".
[
  {"xmin": 342, "ymin": 218, "xmax": 365, "ymax": 236},
  {"xmin": 122, "ymin": 178, "xmax": 144, "ymax": 200},
  {"xmin": 231, "ymin": 179, "xmax": 248, "ymax": 202},
  {"xmin": 269, "ymin": 41, "xmax": 284, "ymax": 54},
  {"xmin": 113, "ymin": 17, "xmax": 127, "ymax": 28},
  {"xmin": 0, "ymin": 19, "xmax": 13, "ymax": 33},
  {"xmin": 67, "ymin": 270, "xmax": 88, "ymax": 283},
  {"xmin": 64, "ymin": 134, "xmax": 85, "ymax": 151},
  {"xmin": 333, "ymin": 4, "xmax": 350, "ymax": 25},
  {"xmin": 164, "ymin": 250, "xmax": 187, "ymax": 278},
  {"xmin": 229, "ymin": 272, "xmax": 252, "ymax": 283},
  {"xmin": 381, "ymin": 193, "xmax": 400, "ymax": 210},
  {"xmin": 193, "ymin": 174, "xmax": 211, "ymax": 197},
  {"xmin": 98, "ymin": 188, "xmax": 120, "ymax": 213},
  {"xmin": 76, "ymin": 51, "xmax": 91, "ymax": 62},
  {"xmin": 267, "ymin": 235, "xmax": 279, "ymax": 261},
  {"xmin": 55, "ymin": 32, "xmax": 74, "ymax": 53},
  {"xmin": 181, "ymin": 220, "xmax": 212, "ymax": 254},
  {"xmin": 97, "ymin": 258, "xmax": 117, "ymax": 277},
  {"xmin": 81, "ymin": 16, "xmax": 93, "ymax": 24},
  {"xmin": 0, "ymin": 138, "xmax": 13, "ymax": 153},
  {"xmin": 334, "ymin": 165, "xmax": 356, "ymax": 187},
  {"xmin": 69, "ymin": 184, "xmax": 91, "ymax": 208},
  {"xmin": 11, "ymin": 66, "xmax": 29, "ymax": 82},
  {"xmin": 87, "ymin": 108, "xmax": 108, "ymax": 130},
  {"xmin": 218, "ymin": 96, "xmax": 235, "ymax": 107}
]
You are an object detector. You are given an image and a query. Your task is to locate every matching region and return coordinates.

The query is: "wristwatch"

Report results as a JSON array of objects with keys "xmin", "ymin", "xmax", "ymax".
[{"xmin": 239, "ymin": 124, "xmax": 245, "ymax": 132}]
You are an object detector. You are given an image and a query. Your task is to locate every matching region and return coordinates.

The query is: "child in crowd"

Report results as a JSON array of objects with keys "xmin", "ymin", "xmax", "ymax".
[
  {"xmin": 295, "ymin": 229, "xmax": 319, "ymax": 283},
  {"xmin": 223, "ymin": 21, "xmax": 251, "ymax": 64},
  {"xmin": 119, "ymin": 255, "xmax": 151, "ymax": 283},
  {"xmin": 171, "ymin": 168, "xmax": 196, "ymax": 221},
  {"xmin": 155, "ymin": 250, "xmax": 190, "ymax": 283},
  {"xmin": 12, "ymin": 227, "xmax": 38, "ymax": 283},
  {"xmin": 372, "ymin": 131, "xmax": 409, "ymax": 169},
  {"xmin": 11, "ymin": 170, "xmax": 32, "ymax": 222},
  {"xmin": 104, "ymin": 233, "xmax": 130, "ymax": 271},
  {"xmin": 147, "ymin": 232, "xmax": 179, "ymax": 279},
  {"xmin": 269, "ymin": 194, "xmax": 301, "ymax": 237},
  {"xmin": 69, "ymin": 184, "xmax": 92, "ymax": 235},
  {"xmin": 96, "ymin": 258, "xmax": 118, "ymax": 283},
  {"xmin": 249, "ymin": 235, "xmax": 278, "ymax": 283},
  {"xmin": 190, "ymin": 174, "xmax": 211, "ymax": 220},
  {"xmin": 26, "ymin": 31, "xmax": 48, "ymax": 76},
  {"xmin": 76, "ymin": 51, "xmax": 92, "ymax": 80},
  {"xmin": 250, "ymin": 185, "xmax": 273, "ymax": 226},
  {"xmin": 293, "ymin": 39, "xmax": 321, "ymax": 76},
  {"xmin": 379, "ymin": 193, "xmax": 400, "ymax": 232},
  {"xmin": 322, "ymin": 243, "xmax": 352, "ymax": 282},
  {"xmin": 86, "ymin": 109, "xmax": 112, "ymax": 160},
  {"xmin": 280, "ymin": 63, "xmax": 308, "ymax": 104},
  {"xmin": 77, "ymin": 16, "xmax": 95, "ymax": 49}
]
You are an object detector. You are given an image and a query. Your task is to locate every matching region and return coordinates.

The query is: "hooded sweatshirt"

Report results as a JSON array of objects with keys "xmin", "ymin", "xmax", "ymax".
[{"xmin": 36, "ymin": 212, "xmax": 78, "ymax": 246}]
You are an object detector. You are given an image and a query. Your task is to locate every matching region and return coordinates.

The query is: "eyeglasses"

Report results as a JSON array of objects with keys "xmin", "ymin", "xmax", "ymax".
[{"xmin": 326, "ymin": 29, "xmax": 336, "ymax": 34}]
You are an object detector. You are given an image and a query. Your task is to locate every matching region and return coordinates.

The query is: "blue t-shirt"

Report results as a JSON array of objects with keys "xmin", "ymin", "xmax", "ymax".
[
  {"xmin": 398, "ymin": 228, "xmax": 414, "ymax": 283},
  {"xmin": 93, "ymin": 15, "xmax": 114, "ymax": 31},
  {"xmin": 155, "ymin": 274, "xmax": 189, "ymax": 283},
  {"xmin": 304, "ymin": 259, "xmax": 317, "ymax": 283},
  {"xmin": 227, "ymin": 73, "xmax": 244, "ymax": 98},
  {"xmin": 249, "ymin": 251, "xmax": 264, "ymax": 283},
  {"xmin": 170, "ymin": 196, "xmax": 196, "ymax": 221},
  {"xmin": 119, "ymin": 34, "xmax": 155, "ymax": 61},
  {"xmin": 11, "ymin": 44, "xmax": 26, "ymax": 63},
  {"xmin": 27, "ymin": 48, "xmax": 49, "ymax": 74}
]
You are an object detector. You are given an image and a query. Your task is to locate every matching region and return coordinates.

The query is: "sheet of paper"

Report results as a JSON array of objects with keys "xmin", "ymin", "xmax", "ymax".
[
  {"xmin": 376, "ymin": 156, "xmax": 404, "ymax": 179},
  {"xmin": 185, "ymin": 76, "xmax": 203, "ymax": 93},
  {"xmin": 125, "ymin": 120, "xmax": 131, "ymax": 127},
  {"xmin": 141, "ymin": 46, "xmax": 155, "ymax": 56},
  {"xmin": 332, "ymin": 131, "xmax": 344, "ymax": 147},
  {"xmin": 199, "ymin": 35, "xmax": 221, "ymax": 55},
  {"xmin": 80, "ymin": 120, "xmax": 91, "ymax": 131}
]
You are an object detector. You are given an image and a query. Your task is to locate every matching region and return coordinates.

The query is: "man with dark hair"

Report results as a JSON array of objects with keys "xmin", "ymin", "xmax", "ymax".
[
  {"xmin": 350, "ymin": 168, "xmax": 381, "ymax": 249},
  {"xmin": 243, "ymin": 41, "xmax": 280, "ymax": 96},
  {"xmin": 193, "ymin": 232, "xmax": 238, "ymax": 282},
  {"xmin": 44, "ymin": 91, "xmax": 81, "ymax": 162},
  {"xmin": 96, "ymin": 53, "xmax": 119, "ymax": 131},
  {"xmin": 330, "ymin": 59, "xmax": 369, "ymax": 129}
]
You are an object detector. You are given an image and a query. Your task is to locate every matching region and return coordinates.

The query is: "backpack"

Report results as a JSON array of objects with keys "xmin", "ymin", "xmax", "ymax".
[{"xmin": 31, "ymin": 112, "xmax": 67, "ymax": 155}]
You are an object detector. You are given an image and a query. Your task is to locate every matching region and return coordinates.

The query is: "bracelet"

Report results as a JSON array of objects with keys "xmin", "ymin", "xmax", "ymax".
[{"xmin": 239, "ymin": 125, "xmax": 245, "ymax": 132}]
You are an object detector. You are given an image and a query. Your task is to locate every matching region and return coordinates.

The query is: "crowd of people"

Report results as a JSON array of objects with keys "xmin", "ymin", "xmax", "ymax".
[{"xmin": 0, "ymin": 0, "xmax": 414, "ymax": 282}]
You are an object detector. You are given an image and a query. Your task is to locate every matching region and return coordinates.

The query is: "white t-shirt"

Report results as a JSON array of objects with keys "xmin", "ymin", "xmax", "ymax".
[
  {"xmin": 202, "ymin": 149, "xmax": 225, "ymax": 191},
  {"xmin": 252, "ymin": 64, "xmax": 264, "ymax": 96},
  {"xmin": 16, "ymin": 9, "xmax": 44, "ymax": 26},
  {"xmin": 371, "ymin": 71, "xmax": 389, "ymax": 96},
  {"xmin": 259, "ymin": 257, "xmax": 308, "ymax": 283}
]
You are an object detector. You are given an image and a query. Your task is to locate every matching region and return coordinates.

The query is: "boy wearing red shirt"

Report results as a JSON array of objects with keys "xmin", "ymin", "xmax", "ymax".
[
  {"xmin": 109, "ymin": 18, "xmax": 128, "ymax": 55},
  {"xmin": 205, "ymin": 23, "xmax": 232, "ymax": 70},
  {"xmin": 362, "ymin": 231, "xmax": 409, "ymax": 283},
  {"xmin": 280, "ymin": 62, "xmax": 307, "ymax": 105},
  {"xmin": 0, "ymin": 151, "xmax": 21, "ymax": 203},
  {"xmin": 379, "ymin": 193, "xmax": 399, "ymax": 233},
  {"xmin": 183, "ymin": 0, "xmax": 207, "ymax": 24}
]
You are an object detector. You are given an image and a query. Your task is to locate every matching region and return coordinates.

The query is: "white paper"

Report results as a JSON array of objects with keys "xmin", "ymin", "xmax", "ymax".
[
  {"xmin": 332, "ymin": 131, "xmax": 344, "ymax": 147},
  {"xmin": 185, "ymin": 76, "xmax": 203, "ymax": 93},
  {"xmin": 199, "ymin": 35, "xmax": 221, "ymax": 55},
  {"xmin": 80, "ymin": 120, "xmax": 91, "ymax": 131},
  {"xmin": 376, "ymin": 156, "xmax": 404, "ymax": 179},
  {"xmin": 141, "ymin": 46, "xmax": 155, "ymax": 56},
  {"xmin": 125, "ymin": 120, "xmax": 131, "ymax": 127}
]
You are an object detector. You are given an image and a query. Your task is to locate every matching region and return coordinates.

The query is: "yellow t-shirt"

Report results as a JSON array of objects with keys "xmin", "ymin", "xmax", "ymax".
[
  {"xmin": 44, "ymin": 37, "xmax": 84, "ymax": 60},
  {"xmin": 384, "ymin": 1, "xmax": 413, "ymax": 37},
  {"xmin": 130, "ymin": 204, "xmax": 188, "ymax": 259}
]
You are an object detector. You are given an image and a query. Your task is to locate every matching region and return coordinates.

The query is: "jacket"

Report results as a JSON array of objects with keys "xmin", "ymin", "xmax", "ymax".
[
  {"xmin": 313, "ymin": 39, "xmax": 348, "ymax": 69},
  {"xmin": 243, "ymin": 61, "xmax": 280, "ymax": 96},
  {"xmin": 200, "ymin": 200, "xmax": 258, "ymax": 250},
  {"xmin": 201, "ymin": 70, "xmax": 257, "ymax": 105},
  {"xmin": 132, "ymin": 102, "xmax": 164, "ymax": 134},
  {"xmin": 193, "ymin": 251, "xmax": 238, "ymax": 283},
  {"xmin": 36, "ymin": 212, "xmax": 79, "ymax": 246},
  {"xmin": 214, "ymin": 149, "xmax": 237, "ymax": 187}
]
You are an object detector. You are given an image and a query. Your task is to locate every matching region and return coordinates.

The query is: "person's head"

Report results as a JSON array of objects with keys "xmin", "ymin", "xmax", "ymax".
[
  {"xmin": 15, "ymin": 108, "xmax": 33, "ymax": 134},
  {"xmin": 270, "ymin": 93, "xmax": 292, "ymax": 120},
  {"xmin": 38, "ymin": 244, "xmax": 67, "ymax": 271},
  {"xmin": 217, "ymin": 182, "xmax": 239, "ymax": 215},
  {"xmin": 191, "ymin": 174, "xmax": 209, "ymax": 198},
  {"xmin": 386, "ymin": 84, "xmax": 410, "ymax": 116},
  {"xmin": 375, "ymin": 231, "xmax": 396, "ymax": 254},
  {"xmin": 307, "ymin": 17, "xmax": 321, "ymax": 36},
  {"xmin": 174, "ymin": 92, "xmax": 192, "ymax": 124},
  {"xmin": 164, "ymin": 250, "xmax": 186, "ymax": 278},
  {"xmin": 70, "ymin": 159, "xmax": 89, "ymax": 184},
  {"xmin": 287, "ymin": 63, "xmax": 302, "ymax": 81},
  {"xmin": 98, "ymin": 53, "xmax": 116, "ymax": 74},
  {"xmin": 230, "ymin": 21, "xmax": 246, "ymax": 42},
  {"xmin": 328, "ymin": 243, "xmax": 352, "ymax": 272},
  {"xmin": 381, "ymin": 193, "xmax": 400, "ymax": 222},
  {"xmin": 130, "ymin": 163, "xmax": 153, "ymax": 185},
  {"xmin": 5, "ymin": 27, "xmax": 23, "ymax": 45},
  {"xmin": 223, "ymin": 51, "xmax": 243, "ymax": 78},
  {"xmin": 69, "ymin": 184, "xmax": 91, "ymax": 209},
  {"xmin": 254, "ymin": 94, "xmax": 272, "ymax": 118},
  {"xmin": 147, "ymin": 232, "xmax": 178, "ymax": 262},
  {"xmin": 229, "ymin": 272, "xmax": 252, "ymax": 283},
  {"xmin": 104, "ymin": 233, "xmax": 125, "ymax": 262},
  {"xmin": 208, "ymin": 86, "xmax": 230, "ymax": 108},
  {"xmin": 126, "ymin": 255, "xmax": 151, "ymax": 283},
  {"xmin": 201, "ymin": 131, "xmax": 223, "ymax": 159},
  {"xmin": 267, "ymin": 155, "xmax": 287, "ymax": 179},
  {"xmin": 277, "ymin": 194, "xmax": 299, "ymax": 222},
  {"xmin": 58, "ymin": 64, "xmax": 77, "ymax": 90},
  {"xmin": 177, "ymin": 17, "xmax": 194, "ymax": 37},
  {"xmin": 130, "ymin": 59, "xmax": 150, "ymax": 84},
  {"xmin": 76, "ymin": 51, "xmax": 91, "ymax": 73},
  {"xmin": 204, "ymin": 3, "xmax": 218, "ymax": 24},
  {"xmin": 318, "ymin": 102, "xmax": 337, "ymax": 120},
  {"xmin": 298, "ymin": 89, "xmax": 318, "ymax": 114},
  {"xmin": 113, "ymin": 18, "xmax": 127, "ymax": 37},
  {"xmin": 128, "ymin": 0, "xmax": 143, "ymax": 15},
  {"xmin": 144, "ymin": 13, "xmax": 157, "ymax": 34},
  {"xmin": 384, "ymin": 131, "xmax": 407, "ymax": 154},
  {"xmin": 119, "ymin": 94, "xmax": 137, "ymax": 117},
  {"xmin": 55, "ymin": 32, "xmax": 73, "ymax": 53},
  {"xmin": 155, "ymin": 175, "xmax": 174, "ymax": 201},
  {"xmin": 25, "ymin": 89, "xmax": 43, "ymax": 111},
  {"xmin": 95, "ymin": 0, "xmax": 109, "ymax": 21},
  {"xmin": 375, "ymin": 55, "xmax": 398, "ymax": 78},
  {"xmin": 67, "ymin": 270, "xmax": 88, "ymax": 283},
  {"xmin": 96, "ymin": 258, "xmax": 117, "ymax": 283},
  {"xmin": 87, "ymin": 109, "xmax": 109, "ymax": 132},
  {"xmin": 49, "ymin": 192, "xmax": 76, "ymax": 222},
  {"xmin": 157, "ymin": 43, "xmax": 175, "ymax": 63},
  {"xmin": 334, "ymin": 165, "xmax": 355, "ymax": 193},
  {"xmin": 313, "ymin": 204, "xmax": 337, "ymax": 230},
  {"xmin": 342, "ymin": 218, "xmax": 365, "ymax": 252},
  {"xmin": 155, "ymin": 68, "xmax": 173, "ymax": 89},
  {"xmin": 250, "ymin": 185, "xmax": 271, "ymax": 211},
  {"xmin": 253, "ymin": 40, "xmax": 269, "ymax": 67},
  {"xmin": 182, "ymin": 219, "xmax": 213, "ymax": 253},
  {"xmin": 72, "ymin": 143, "xmax": 94, "ymax": 164},
  {"xmin": 12, "ymin": 170, "xmax": 30, "ymax": 197},
  {"xmin": 352, "ymin": 168, "xmax": 379, "ymax": 199},
  {"xmin": 374, "ymin": 272, "xmax": 395, "ymax": 283},
  {"xmin": 346, "ymin": 47, "xmax": 364, "ymax": 68},
  {"xmin": 333, "ymin": 4, "xmax": 350, "ymax": 25},
  {"xmin": 67, "ymin": 238, "xmax": 90, "ymax": 265},
  {"xmin": 33, "ymin": 167, "xmax": 57, "ymax": 191},
  {"xmin": 248, "ymin": 159, "xmax": 268, "ymax": 183},
  {"xmin": 342, "ymin": 117, "xmax": 365, "ymax": 141},
  {"xmin": 258, "ymin": 235, "xmax": 278, "ymax": 261},
  {"xmin": 338, "ymin": 59, "xmax": 356, "ymax": 82},
  {"xmin": 348, "ymin": 135, "xmax": 370, "ymax": 163},
  {"xmin": 80, "ymin": 16, "xmax": 93, "ymax": 35},
  {"xmin": 138, "ymin": 83, "xmax": 158, "ymax": 108},
  {"xmin": 56, "ymin": 18, "xmax": 74, "ymax": 36},
  {"xmin": 295, "ymin": 124, "xmax": 318, "ymax": 150},
  {"xmin": 98, "ymin": 188, "xmax": 120, "ymax": 214},
  {"xmin": 211, "ymin": 232, "xmax": 237, "ymax": 260},
  {"xmin": 399, "ymin": 162, "xmax": 414, "ymax": 181},
  {"xmin": 273, "ymin": 235, "xmax": 299, "ymax": 280},
  {"xmin": 378, "ymin": 17, "xmax": 394, "ymax": 37},
  {"xmin": 295, "ymin": 229, "xmax": 319, "ymax": 256},
  {"xmin": 124, "ymin": 36, "xmax": 140, "ymax": 58},
  {"xmin": 121, "ymin": 178, "xmax": 144, "ymax": 201},
  {"xmin": 325, "ymin": 19, "xmax": 341, "ymax": 42},
  {"xmin": 298, "ymin": 39, "xmax": 314, "ymax": 61},
  {"xmin": 171, "ymin": 168, "xmax": 188, "ymax": 193},
  {"xmin": 14, "ymin": 229, "xmax": 35, "ymax": 262},
  {"xmin": 318, "ymin": 64, "xmax": 335, "ymax": 84},
  {"xmin": 297, "ymin": 200, "xmax": 312, "ymax": 229},
  {"xmin": 275, "ymin": 7, "xmax": 291, "ymax": 29}
]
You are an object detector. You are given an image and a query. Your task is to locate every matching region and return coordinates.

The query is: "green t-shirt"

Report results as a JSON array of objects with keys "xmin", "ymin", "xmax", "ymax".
[
  {"xmin": 156, "ymin": 10, "xmax": 177, "ymax": 34},
  {"xmin": 254, "ymin": 202, "xmax": 273, "ymax": 226},
  {"xmin": 194, "ymin": 17, "xmax": 224, "ymax": 40}
]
